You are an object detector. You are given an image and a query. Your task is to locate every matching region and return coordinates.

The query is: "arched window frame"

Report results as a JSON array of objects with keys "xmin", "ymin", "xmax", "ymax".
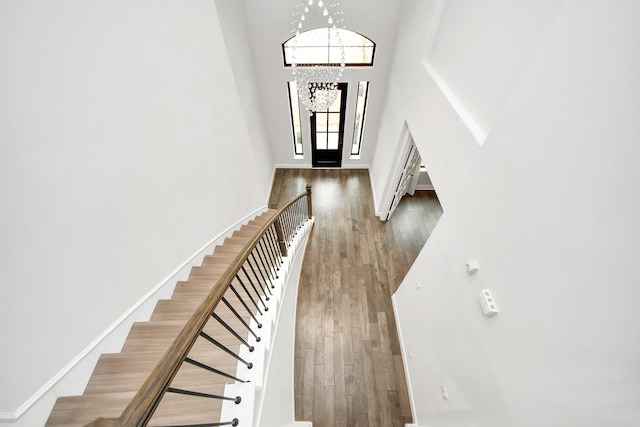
[{"xmin": 282, "ymin": 28, "xmax": 375, "ymax": 67}]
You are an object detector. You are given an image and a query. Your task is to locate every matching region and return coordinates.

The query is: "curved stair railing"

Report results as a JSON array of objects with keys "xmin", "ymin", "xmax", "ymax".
[{"xmin": 47, "ymin": 186, "xmax": 313, "ymax": 427}]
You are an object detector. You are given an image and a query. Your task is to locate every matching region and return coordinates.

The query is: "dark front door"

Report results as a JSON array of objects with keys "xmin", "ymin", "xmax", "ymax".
[{"xmin": 311, "ymin": 82, "xmax": 347, "ymax": 167}]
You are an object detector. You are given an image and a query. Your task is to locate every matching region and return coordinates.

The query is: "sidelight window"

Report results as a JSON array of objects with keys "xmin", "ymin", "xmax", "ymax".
[
  {"xmin": 288, "ymin": 81, "xmax": 303, "ymax": 156},
  {"xmin": 351, "ymin": 81, "xmax": 369, "ymax": 156}
]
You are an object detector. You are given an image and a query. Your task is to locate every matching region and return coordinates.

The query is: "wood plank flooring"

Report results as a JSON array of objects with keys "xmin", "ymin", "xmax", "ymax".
[{"xmin": 268, "ymin": 169, "xmax": 443, "ymax": 427}]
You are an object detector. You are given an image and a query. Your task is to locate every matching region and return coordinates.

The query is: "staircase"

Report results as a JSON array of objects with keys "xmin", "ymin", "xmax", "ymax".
[{"xmin": 46, "ymin": 209, "xmax": 281, "ymax": 427}]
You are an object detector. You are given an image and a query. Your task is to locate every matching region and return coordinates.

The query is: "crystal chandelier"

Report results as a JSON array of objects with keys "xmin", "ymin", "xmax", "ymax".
[{"xmin": 290, "ymin": 0, "xmax": 346, "ymax": 114}]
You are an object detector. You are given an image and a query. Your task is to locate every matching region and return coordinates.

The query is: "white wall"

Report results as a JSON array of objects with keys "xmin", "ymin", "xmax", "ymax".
[
  {"xmin": 0, "ymin": 0, "xmax": 272, "ymax": 420},
  {"xmin": 375, "ymin": 0, "xmax": 640, "ymax": 425},
  {"xmin": 215, "ymin": 0, "xmax": 274, "ymax": 186}
]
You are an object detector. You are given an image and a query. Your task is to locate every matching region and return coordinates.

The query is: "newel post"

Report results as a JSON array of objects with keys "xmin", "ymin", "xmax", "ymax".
[
  {"xmin": 306, "ymin": 184, "xmax": 313, "ymax": 219},
  {"xmin": 274, "ymin": 220, "xmax": 288, "ymax": 257}
]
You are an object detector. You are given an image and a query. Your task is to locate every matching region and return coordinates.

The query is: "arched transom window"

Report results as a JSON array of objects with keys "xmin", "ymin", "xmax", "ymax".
[{"xmin": 283, "ymin": 28, "xmax": 375, "ymax": 66}]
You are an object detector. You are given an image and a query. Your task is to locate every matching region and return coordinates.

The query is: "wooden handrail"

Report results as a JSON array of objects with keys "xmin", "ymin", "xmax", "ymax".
[{"xmin": 85, "ymin": 186, "xmax": 312, "ymax": 427}]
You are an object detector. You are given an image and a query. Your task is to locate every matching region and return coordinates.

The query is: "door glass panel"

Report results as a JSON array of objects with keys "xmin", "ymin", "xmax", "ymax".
[
  {"xmin": 316, "ymin": 113, "xmax": 328, "ymax": 132},
  {"xmin": 316, "ymin": 133, "xmax": 328, "ymax": 150},
  {"xmin": 328, "ymin": 113, "xmax": 340, "ymax": 132},
  {"xmin": 327, "ymin": 133, "xmax": 339, "ymax": 150},
  {"xmin": 329, "ymin": 94, "xmax": 341, "ymax": 112}
]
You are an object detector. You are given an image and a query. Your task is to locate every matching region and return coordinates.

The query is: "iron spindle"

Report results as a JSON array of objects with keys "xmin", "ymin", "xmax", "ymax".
[
  {"xmin": 153, "ymin": 419, "xmax": 240, "ymax": 427},
  {"xmin": 221, "ymin": 297, "xmax": 261, "ymax": 342},
  {"xmin": 211, "ymin": 312, "xmax": 255, "ymax": 351},
  {"xmin": 269, "ymin": 225, "xmax": 283, "ymax": 267},
  {"xmin": 234, "ymin": 275, "xmax": 264, "ymax": 314},
  {"xmin": 253, "ymin": 247, "xmax": 275, "ymax": 289},
  {"xmin": 262, "ymin": 229, "xmax": 281, "ymax": 272},
  {"xmin": 184, "ymin": 357, "xmax": 247, "ymax": 383},
  {"xmin": 258, "ymin": 238, "xmax": 278, "ymax": 280},
  {"xmin": 167, "ymin": 387, "xmax": 241, "ymax": 404},
  {"xmin": 229, "ymin": 284, "xmax": 262, "ymax": 328},
  {"xmin": 199, "ymin": 331, "xmax": 253, "ymax": 368},
  {"xmin": 246, "ymin": 256, "xmax": 272, "ymax": 297},
  {"xmin": 241, "ymin": 264, "xmax": 269, "ymax": 302}
]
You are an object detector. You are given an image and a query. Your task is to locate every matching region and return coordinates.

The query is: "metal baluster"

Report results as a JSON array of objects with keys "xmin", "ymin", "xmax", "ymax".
[
  {"xmin": 234, "ymin": 275, "xmax": 264, "ymax": 314},
  {"xmin": 238, "ymin": 265, "xmax": 269, "ymax": 311},
  {"xmin": 268, "ymin": 225, "xmax": 283, "ymax": 268},
  {"xmin": 246, "ymin": 255, "xmax": 272, "ymax": 297},
  {"xmin": 200, "ymin": 330, "xmax": 253, "ymax": 368},
  {"xmin": 263, "ymin": 227, "xmax": 281, "ymax": 271},
  {"xmin": 211, "ymin": 312, "xmax": 255, "ymax": 351},
  {"xmin": 241, "ymin": 264, "xmax": 269, "ymax": 306},
  {"xmin": 229, "ymin": 284, "xmax": 263, "ymax": 328},
  {"xmin": 299, "ymin": 197, "xmax": 306, "ymax": 228},
  {"xmin": 294, "ymin": 198, "xmax": 302, "ymax": 234},
  {"xmin": 154, "ymin": 420, "xmax": 240, "ymax": 427},
  {"xmin": 183, "ymin": 357, "xmax": 247, "ymax": 383},
  {"xmin": 283, "ymin": 206, "xmax": 292, "ymax": 246},
  {"xmin": 258, "ymin": 238, "xmax": 278, "ymax": 280},
  {"xmin": 167, "ymin": 387, "xmax": 242, "ymax": 404},
  {"xmin": 252, "ymin": 247, "xmax": 275, "ymax": 289},
  {"xmin": 220, "ymin": 296, "xmax": 261, "ymax": 342},
  {"xmin": 287, "ymin": 204, "xmax": 295, "ymax": 240}
]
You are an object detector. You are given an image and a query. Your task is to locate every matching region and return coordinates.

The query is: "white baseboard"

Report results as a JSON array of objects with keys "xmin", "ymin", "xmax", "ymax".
[
  {"xmin": 274, "ymin": 163, "xmax": 312, "ymax": 169},
  {"xmin": 341, "ymin": 163, "xmax": 370, "ymax": 169},
  {"xmin": 415, "ymin": 184, "xmax": 435, "ymax": 191},
  {"xmin": 0, "ymin": 205, "xmax": 267, "ymax": 426}
]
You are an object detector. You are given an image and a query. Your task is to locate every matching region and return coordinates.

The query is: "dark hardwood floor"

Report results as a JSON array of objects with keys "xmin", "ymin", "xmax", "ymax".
[{"xmin": 268, "ymin": 168, "xmax": 443, "ymax": 427}]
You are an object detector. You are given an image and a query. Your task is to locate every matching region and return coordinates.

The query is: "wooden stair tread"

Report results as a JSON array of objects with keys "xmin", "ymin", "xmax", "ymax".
[
  {"xmin": 46, "ymin": 392, "xmax": 136, "ymax": 427},
  {"xmin": 46, "ymin": 208, "xmax": 281, "ymax": 426}
]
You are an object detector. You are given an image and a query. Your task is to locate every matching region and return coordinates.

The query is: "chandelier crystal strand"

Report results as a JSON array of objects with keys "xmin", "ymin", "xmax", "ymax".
[{"xmin": 290, "ymin": 1, "xmax": 346, "ymax": 114}]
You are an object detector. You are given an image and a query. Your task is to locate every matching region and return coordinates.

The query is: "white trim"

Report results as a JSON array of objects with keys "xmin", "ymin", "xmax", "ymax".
[
  {"xmin": 274, "ymin": 163, "xmax": 312, "ymax": 169},
  {"xmin": 422, "ymin": 61, "xmax": 488, "ymax": 145},
  {"xmin": 0, "ymin": 205, "xmax": 267, "ymax": 422},
  {"xmin": 341, "ymin": 163, "xmax": 370, "ymax": 169},
  {"xmin": 422, "ymin": 0, "xmax": 488, "ymax": 146},
  {"xmin": 392, "ymin": 294, "xmax": 417, "ymax": 425},
  {"xmin": 415, "ymin": 184, "xmax": 435, "ymax": 191},
  {"xmin": 0, "ymin": 412, "xmax": 16, "ymax": 421},
  {"xmin": 367, "ymin": 165, "xmax": 381, "ymax": 218}
]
